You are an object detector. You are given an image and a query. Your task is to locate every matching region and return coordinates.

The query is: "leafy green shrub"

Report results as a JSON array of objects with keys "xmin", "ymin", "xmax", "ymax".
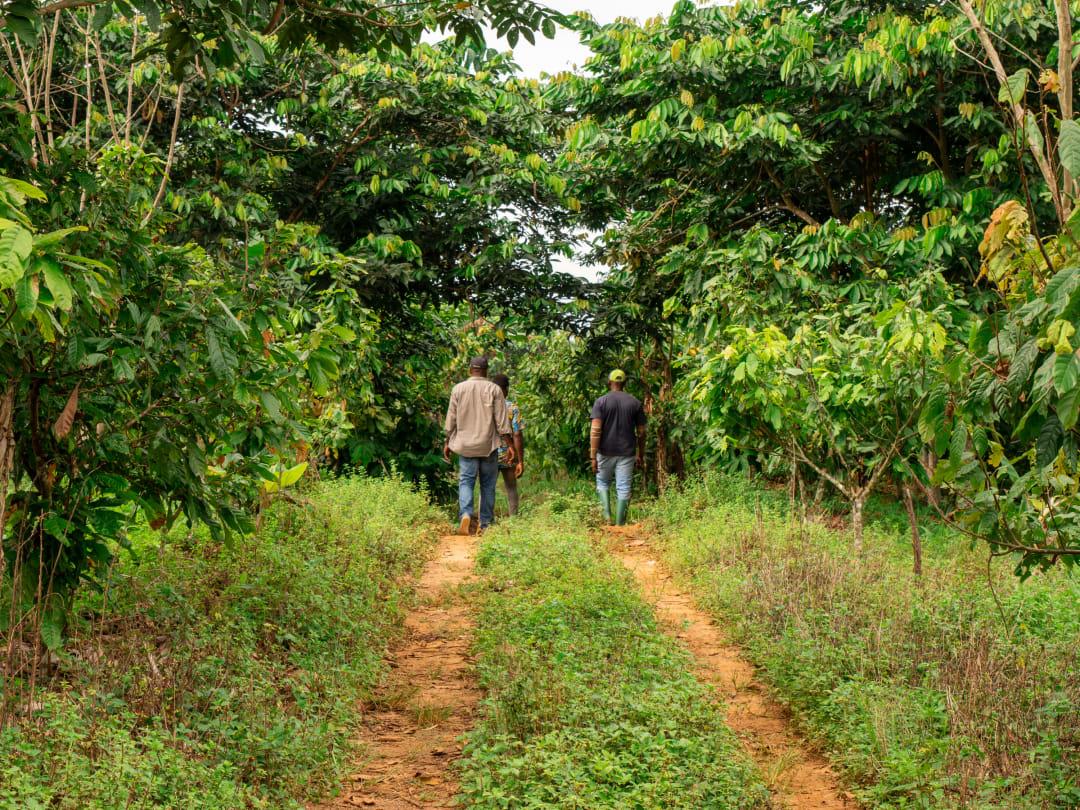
[
  {"xmin": 649, "ymin": 473, "xmax": 1080, "ymax": 809},
  {"xmin": 0, "ymin": 475, "xmax": 437, "ymax": 809},
  {"xmin": 460, "ymin": 508, "xmax": 769, "ymax": 809}
]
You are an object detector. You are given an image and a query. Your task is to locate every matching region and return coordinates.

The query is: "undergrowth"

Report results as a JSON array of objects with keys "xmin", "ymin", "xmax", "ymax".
[
  {"xmin": 0, "ymin": 475, "xmax": 438, "ymax": 809},
  {"xmin": 459, "ymin": 497, "xmax": 770, "ymax": 809},
  {"xmin": 648, "ymin": 473, "xmax": 1080, "ymax": 810}
]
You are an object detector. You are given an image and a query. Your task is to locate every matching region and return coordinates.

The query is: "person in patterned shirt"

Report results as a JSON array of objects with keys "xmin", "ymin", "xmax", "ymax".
[{"xmin": 492, "ymin": 374, "xmax": 525, "ymax": 516}]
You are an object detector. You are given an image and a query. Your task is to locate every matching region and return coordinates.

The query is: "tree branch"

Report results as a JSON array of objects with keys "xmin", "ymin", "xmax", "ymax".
[
  {"xmin": 957, "ymin": 0, "xmax": 1065, "ymax": 223},
  {"xmin": 764, "ymin": 164, "xmax": 820, "ymax": 227},
  {"xmin": 143, "ymin": 82, "xmax": 184, "ymax": 226},
  {"xmin": 1055, "ymin": 0, "xmax": 1075, "ymax": 208}
]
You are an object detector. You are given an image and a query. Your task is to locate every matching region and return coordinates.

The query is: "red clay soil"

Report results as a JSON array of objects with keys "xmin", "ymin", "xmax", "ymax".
[
  {"xmin": 313, "ymin": 532, "xmax": 479, "ymax": 810},
  {"xmin": 609, "ymin": 526, "xmax": 855, "ymax": 810}
]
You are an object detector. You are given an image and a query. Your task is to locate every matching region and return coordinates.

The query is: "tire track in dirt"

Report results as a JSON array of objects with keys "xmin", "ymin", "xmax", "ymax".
[
  {"xmin": 608, "ymin": 527, "xmax": 855, "ymax": 810},
  {"xmin": 314, "ymin": 532, "xmax": 479, "ymax": 810}
]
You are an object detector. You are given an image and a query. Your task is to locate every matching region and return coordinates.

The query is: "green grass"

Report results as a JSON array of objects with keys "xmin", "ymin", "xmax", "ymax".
[
  {"xmin": 647, "ymin": 473, "xmax": 1080, "ymax": 810},
  {"xmin": 0, "ymin": 475, "xmax": 439, "ymax": 809},
  {"xmin": 458, "ymin": 496, "xmax": 769, "ymax": 809}
]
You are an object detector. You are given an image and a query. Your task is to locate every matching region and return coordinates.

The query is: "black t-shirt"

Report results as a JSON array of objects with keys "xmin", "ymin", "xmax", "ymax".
[{"xmin": 590, "ymin": 391, "xmax": 647, "ymax": 457}]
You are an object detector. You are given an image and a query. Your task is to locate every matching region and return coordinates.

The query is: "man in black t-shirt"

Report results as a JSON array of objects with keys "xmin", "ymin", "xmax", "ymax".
[{"xmin": 589, "ymin": 369, "xmax": 647, "ymax": 525}]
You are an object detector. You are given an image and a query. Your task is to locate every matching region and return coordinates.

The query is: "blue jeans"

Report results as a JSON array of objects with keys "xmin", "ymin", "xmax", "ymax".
[
  {"xmin": 596, "ymin": 453, "xmax": 635, "ymax": 502},
  {"xmin": 459, "ymin": 452, "xmax": 499, "ymax": 528}
]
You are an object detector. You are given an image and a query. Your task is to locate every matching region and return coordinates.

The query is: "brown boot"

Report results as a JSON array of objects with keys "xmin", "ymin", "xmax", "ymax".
[{"xmin": 458, "ymin": 514, "xmax": 472, "ymax": 536}]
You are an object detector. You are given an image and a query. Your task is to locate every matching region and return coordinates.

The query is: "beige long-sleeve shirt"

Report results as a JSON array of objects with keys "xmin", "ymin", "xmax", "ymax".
[{"xmin": 445, "ymin": 377, "xmax": 512, "ymax": 458}]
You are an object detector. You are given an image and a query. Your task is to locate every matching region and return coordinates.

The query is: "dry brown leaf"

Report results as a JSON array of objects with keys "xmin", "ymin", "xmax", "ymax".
[{"xmin": 53, "ymin": 384, "xmax": 80, "ymax": 439}]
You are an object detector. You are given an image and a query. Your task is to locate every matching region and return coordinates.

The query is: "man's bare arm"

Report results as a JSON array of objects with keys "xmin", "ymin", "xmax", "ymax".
[
  {"xmin": 443, "ymin": 389, "xmax": 457, "ymax": 462},
  {"xmin": 636, "ymin": 424, "xmax": 646, "ymax": 465}
]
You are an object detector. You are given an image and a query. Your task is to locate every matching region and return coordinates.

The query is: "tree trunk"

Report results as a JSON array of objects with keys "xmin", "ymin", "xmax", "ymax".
[
  {"xmin": 0, "ymin": 384, "xmax": 16, "ymax": 585},
  {"xmin": 796, "ymin": 466, "xmax": 808, "ymax": 523},
  {"xmin": 919, "ymin": 448, "xmax": 941, "ymax": 509},
  {"xmin": 851, "ymin": 492, "xmax": 866, "ymax": 552},
  {"xmin": 901, "ymin": 482, "xmax": 923, "ymax": 577},
  {"xmin": 788, "ymin": 444, "xmax": 798, "ymax": 515}
]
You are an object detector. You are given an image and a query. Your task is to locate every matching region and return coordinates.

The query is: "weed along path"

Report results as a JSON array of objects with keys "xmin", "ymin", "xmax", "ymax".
[
  {"xmin": 315, "ymin": 531, "xmax": 480, "ymax": 810},
  {"xmin": 608, "ymin": 527, "xmax": 853, "ymax": 810}
]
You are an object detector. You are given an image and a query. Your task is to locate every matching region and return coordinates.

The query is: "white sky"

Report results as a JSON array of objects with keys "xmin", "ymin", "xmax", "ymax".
[
  {"xmin": 505, "ymin": 0, "xmax": 673, "ymax": 78},
  {"xmin": 490, "ymin": 1, "xmax": 680, "ymax": 282}
]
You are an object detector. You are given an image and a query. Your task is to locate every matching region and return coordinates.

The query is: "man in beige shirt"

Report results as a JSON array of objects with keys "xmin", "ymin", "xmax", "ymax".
[{"xmin": 443, "ymin": 356, "xmax": 515, "ymax": 535}]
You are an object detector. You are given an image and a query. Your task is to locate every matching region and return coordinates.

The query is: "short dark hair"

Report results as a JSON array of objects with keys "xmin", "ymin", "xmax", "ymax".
[{"xmin": 492, "ymin": 373, "xmax": 509, "ymax": 394}]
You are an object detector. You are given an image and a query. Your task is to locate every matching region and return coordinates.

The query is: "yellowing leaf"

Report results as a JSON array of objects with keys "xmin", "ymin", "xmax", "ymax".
[{"xmin": 261, "ymin": 462, "xmax": 309, "ymax": 494}]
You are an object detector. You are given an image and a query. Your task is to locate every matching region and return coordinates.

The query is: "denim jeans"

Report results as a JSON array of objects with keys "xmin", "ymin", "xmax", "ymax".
[
  {"xmin": 596, "ymin": 453, "xmax": 635, "ymax": 502},
  {"xmin": 459, "ymin": 451, "xmax": 499, "ymax": 528}
]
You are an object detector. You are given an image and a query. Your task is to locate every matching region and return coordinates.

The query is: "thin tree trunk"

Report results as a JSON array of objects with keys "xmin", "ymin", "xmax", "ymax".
[
  {"xmin": 851, "ymin": 492, "xmax": 865, "ymax": 553},
  {"xmin": 901, "ymin": 482, "xmax": 923, "ymax": 577},
  {"xmin": 919, "ymin": 448, "xmax": 941, "ymax": 509},
  {"xmin": 0, "ymin": 384, "xmax": 16, "ymax": 586},
  {"xmin": 788, "ymin": 443, "xmax": 798, "ymax": 515},
  {"xmin": 143, "ymin": 82, "xmax": 185, "ymax": 225},
  {"xmin": 1055, "ymin": 0, "xmax": 1075, "ymax": 208},
  {"xmin": 958, "ymin": 0, "xmax": 1065, "ymax": 223}
]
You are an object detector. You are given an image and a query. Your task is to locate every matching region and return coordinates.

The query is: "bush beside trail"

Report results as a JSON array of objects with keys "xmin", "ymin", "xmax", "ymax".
[
  {"xmin": 0, "ymin": 476, "xmax": 438, "ymax": 810},
  {"xmin": 648, "ymin": 474, "xmax": 1080, "ymax": 809}
]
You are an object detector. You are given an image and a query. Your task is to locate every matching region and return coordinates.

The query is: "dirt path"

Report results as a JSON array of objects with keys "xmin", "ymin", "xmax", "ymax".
[
  {"xmin": 608, "ymin": 527, "xmax": 854, "ymax": 810},
  {"xmin": 314, "ymin": 532, "xmax": 479, "ymax": 810}
]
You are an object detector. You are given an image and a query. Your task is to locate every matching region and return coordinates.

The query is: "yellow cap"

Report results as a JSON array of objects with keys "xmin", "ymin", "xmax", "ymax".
[{"xmin": 609, "ymin": 369, "xmax": 627, "ymax": 383}]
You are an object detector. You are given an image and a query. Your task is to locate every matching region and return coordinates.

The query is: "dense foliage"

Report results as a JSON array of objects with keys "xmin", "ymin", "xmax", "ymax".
[
  {"xmin": 0, "ymin": 1, "xmax": 578, "ymax": 678},
  {"xmin": 545, "ymin": 0, "xmax": 1080, "ymax": 571}
]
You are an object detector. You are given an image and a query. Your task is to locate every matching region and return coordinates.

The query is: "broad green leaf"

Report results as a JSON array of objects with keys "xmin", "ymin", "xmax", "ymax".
[
  {"xmin": 206, "ymin": 327, "xmax": 235, "ymax": 381},
  {"xmin": 1053, "ymin": 353, "xmax": 1079, "ymax": 394},
  {"xmin": 1036, "ymin": 415, "xmax": 1063, "ymax": 468},
  {"xmin": 1058, "ymin": 386, "xmax": 1080, "ymax": 430},
  {"xmin": 0, "ymin": 255, "xmax": 23, "ymax": 289},
  {"xmin": 40, "ymin": 611, "xmax": 64, "ymax": 652},
  {"xmin": 0, "ymin": 223, "xmax": 33, "ymax": 264},
  {"xmin": 0, "ymin": 176, "xmax": 46, "ymax": 203},
  {"xmin": 14, "ymin": 274, "xmax": 38, "ymax": 316},
  {"xmin": 41, "ymin": 258, "xmax": 73, "ymax": 310},
  {"xmin": 998, "ymin": 68, "xmax": 1028, "ymax": 104},
  {"xmin": 1058, "ymin": 118, "xmax": 1080, "ymax": 179},
  {"xmin": 1043, "ymin": 266, "xmax": 1080, "ymax": 312},
  {"xmin": 259, "ymin": 391, "xmax": 284, "ymax": 423},
  {"xmin": 261, "ymin": 462, "xmax": 309, "ymax": 493},
  {"xmin": 33, "ymin": 226, "xmax": 87, "ymax": 251}
]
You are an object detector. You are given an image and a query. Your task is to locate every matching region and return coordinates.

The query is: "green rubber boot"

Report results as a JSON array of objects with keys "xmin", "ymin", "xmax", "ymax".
[
  {"xmin": 599, "ymin": 491, "xmax": 612, "ymax": 524},
  {"xmin": 615, "ymin": 498, "xmax": 630, "ymax": 526}
]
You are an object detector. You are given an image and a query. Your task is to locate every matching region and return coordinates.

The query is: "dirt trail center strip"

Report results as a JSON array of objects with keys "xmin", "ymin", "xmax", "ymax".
[
  {"xmin": 314, "ymin": 532, "xmax": 479, "ymax": 810},
  {"xmin": 609, "ymin": 527, "xmax": 854, "ymax": 810}
]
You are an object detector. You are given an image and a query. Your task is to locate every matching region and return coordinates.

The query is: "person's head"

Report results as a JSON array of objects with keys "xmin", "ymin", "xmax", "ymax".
[
  {"xmin": 469, "ymin": 356, "xmax": 489, "ymax": 377},
  {"xmin": 608, "ymin": 368, "xmax": 627, "ymax": 391},
  {"xmin": 492, "ymin": 372, "xmax": 510, "ymax": 396}
]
